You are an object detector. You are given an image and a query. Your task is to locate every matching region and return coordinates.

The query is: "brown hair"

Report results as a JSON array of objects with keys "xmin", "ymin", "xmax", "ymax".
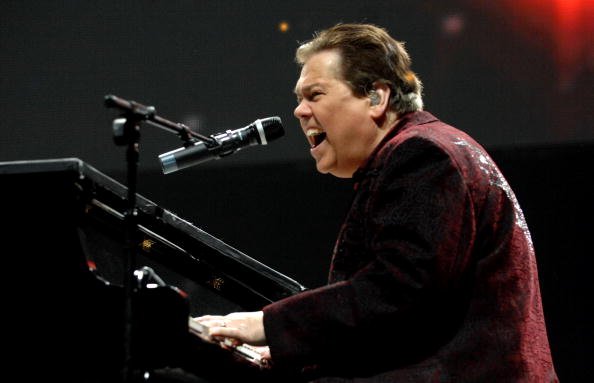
[{"xmin": 296, "ymin": 23, "xmax": 423, "ymax": 114}]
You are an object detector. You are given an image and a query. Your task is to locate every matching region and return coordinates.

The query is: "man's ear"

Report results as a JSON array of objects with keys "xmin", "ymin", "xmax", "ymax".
[{"xmin": 368, "ymin": 82, "xmax": 390, "ymax": 119}]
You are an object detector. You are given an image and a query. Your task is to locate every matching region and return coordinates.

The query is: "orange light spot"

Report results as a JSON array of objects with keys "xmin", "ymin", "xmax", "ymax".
[{"xmin": 278, "ymin": 21, "xmax": 290, "ymax": 33}]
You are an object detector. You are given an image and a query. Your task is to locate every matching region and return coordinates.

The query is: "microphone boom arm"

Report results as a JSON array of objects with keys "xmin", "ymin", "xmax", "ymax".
[{"xmin": 104, "ymin": 94, "xmax": 216, "ymax": 147}]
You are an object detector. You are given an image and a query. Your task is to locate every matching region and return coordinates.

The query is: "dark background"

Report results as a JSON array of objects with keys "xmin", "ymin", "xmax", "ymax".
[
  {"xmin": 2, "ymin": 0, "xmax": 592, "ymax": 171},
  {"xmin": 2, "ymin": 0, "xmax": 593, "ymax": 381}
]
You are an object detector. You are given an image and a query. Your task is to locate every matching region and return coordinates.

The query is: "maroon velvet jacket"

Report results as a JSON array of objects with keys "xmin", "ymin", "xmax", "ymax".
[{"xmin": 263, "ymin": 111, "xmax": 558, "ymax": 382}]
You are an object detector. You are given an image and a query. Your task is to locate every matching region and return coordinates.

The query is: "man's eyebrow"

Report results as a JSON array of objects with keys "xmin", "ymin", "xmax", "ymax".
[{"xmin": 293, "ymin": 82, "xmax": 321, "ymax": 95}]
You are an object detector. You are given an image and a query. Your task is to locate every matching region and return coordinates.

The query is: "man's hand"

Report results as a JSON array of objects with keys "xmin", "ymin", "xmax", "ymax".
[{"xmin": 192, "ymin": 311, "xmax": 267, "ymax": 346}]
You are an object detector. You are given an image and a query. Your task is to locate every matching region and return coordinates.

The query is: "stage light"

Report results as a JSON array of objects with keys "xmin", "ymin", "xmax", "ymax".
[{"xmin": 278, "ymin": 21, "xmax": 290, "ymax": 33}]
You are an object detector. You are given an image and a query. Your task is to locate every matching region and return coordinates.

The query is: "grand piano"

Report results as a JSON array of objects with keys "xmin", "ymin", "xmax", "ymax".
[{"xmin": 1, "ymin": 158, "xmax": 307, "ymax": 382}]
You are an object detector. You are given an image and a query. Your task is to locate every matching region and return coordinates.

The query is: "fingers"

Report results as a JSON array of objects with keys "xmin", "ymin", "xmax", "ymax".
[
  {"xmin": 190, "ymin": 316, "xmax": 241, "ymax": 346},
  {"xmin": 193, "ymin": 314, "xmax": 242, "ymax": 334},
  {"xmin": 193, "ymin": 315, "xmax": 229, "ymax": 331},
  {"xmin": 190, "ymin": 313, "xmax": 271, "ymax": 368},
  {"xmin": 193, "ymin": 314, "xmax": 226, "ymax": 325},
  {"xmin": 191, "ymin": 311, "xmax": 266, "ymax": 346}
]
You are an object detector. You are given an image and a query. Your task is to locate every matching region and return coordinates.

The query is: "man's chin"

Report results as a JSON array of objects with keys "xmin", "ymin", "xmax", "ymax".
[
  {"xmin": 315, "ymin": 165, "xmax": 330, "ymax": 175},
  {"xmin": 315, "ymin": 162, "xmax": 350, "ymax": 178},
  {"xmin": 315, "ymin": 161, "xmax": 332, "ymax": 175}
]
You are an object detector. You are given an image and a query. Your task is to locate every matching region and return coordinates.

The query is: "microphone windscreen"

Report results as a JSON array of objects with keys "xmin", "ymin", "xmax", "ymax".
[{"xmin": 261, "ymin": 117, "xmax": 284, "ymax": 142}]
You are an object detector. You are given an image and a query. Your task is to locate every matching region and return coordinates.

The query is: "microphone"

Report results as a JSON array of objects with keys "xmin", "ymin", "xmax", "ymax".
[{"xmin": 158, "ymin": 116, "xmax": 284, "ymax": 174}]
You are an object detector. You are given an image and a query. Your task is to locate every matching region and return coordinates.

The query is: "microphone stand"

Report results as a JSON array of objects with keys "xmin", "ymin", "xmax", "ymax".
[
  {"xmin": 104, "ymin": 94, "xmax": 211, "ymax": 383},
  {"xmin": 109, "ymin": 97, "xmax": 148, "ymax": 383}
]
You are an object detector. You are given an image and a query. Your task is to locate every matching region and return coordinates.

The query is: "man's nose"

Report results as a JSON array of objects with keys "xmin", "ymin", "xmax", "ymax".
[{"xmin": 294, "ymin": 100, "xmax": 311, "ymax": 119}]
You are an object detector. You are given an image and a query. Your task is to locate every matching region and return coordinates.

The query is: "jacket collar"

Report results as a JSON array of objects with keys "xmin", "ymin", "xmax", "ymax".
[{"xmin": 352, "ymin": 110, "xmax": 438, "ymax": 184}]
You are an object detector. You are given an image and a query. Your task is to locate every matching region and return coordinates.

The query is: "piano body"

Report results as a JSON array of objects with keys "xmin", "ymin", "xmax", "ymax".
[{"xmin": 0, "ymin": 158, "xmax": 307, "ymax": 382}]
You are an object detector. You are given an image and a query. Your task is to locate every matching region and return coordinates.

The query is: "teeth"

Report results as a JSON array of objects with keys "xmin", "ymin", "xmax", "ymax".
[
  {"xmin": 306, "ymin": 128, "xmax": 324, "ymax": 137},
  {"xmin": 305, "ymin": 129, "xmax": 326, "ymax": 148}
]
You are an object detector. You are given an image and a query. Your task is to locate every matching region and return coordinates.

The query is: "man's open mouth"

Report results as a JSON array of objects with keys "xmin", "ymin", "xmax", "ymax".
[{"xmin": 306, "ymin": 129, "xmax": 327, "ymax": 148}]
